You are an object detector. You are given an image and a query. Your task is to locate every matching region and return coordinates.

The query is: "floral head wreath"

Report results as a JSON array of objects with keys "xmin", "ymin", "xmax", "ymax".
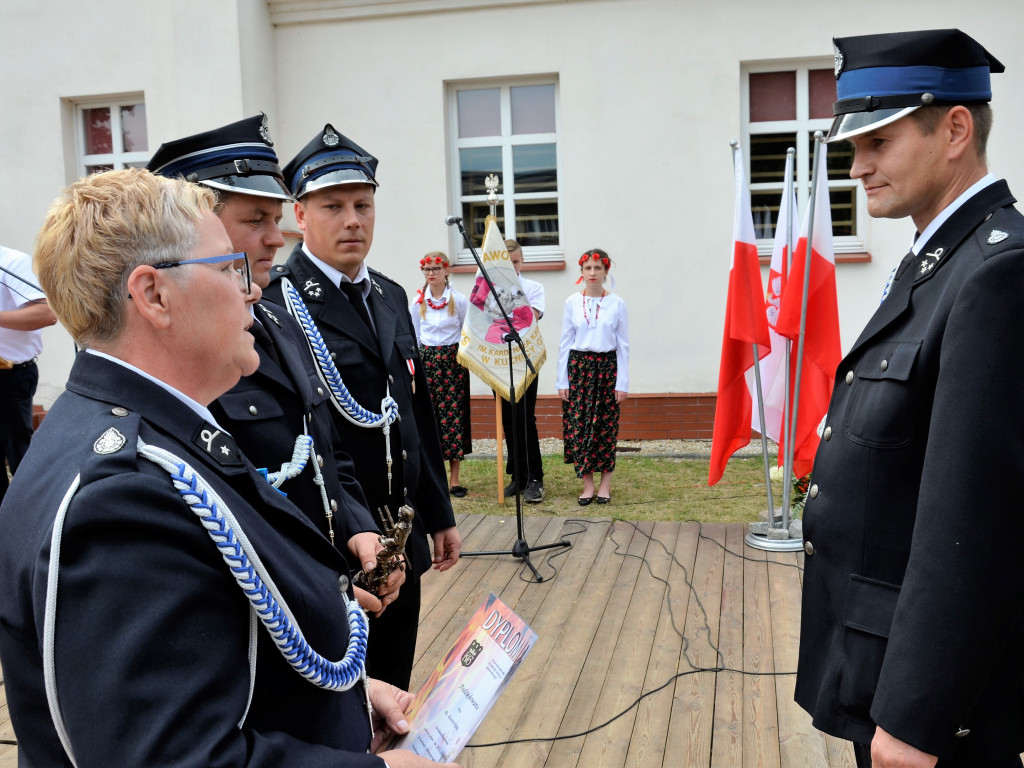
[
  {"xmin": 578, "ymin": 250, "xmax": 610, "ymax": 270},
  {"xmin": 420, "ymin": 254, "xmax": 449, "ymax": 268}
]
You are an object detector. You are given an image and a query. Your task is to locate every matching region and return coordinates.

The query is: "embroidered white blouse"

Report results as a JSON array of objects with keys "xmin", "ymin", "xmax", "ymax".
[
  {"xmin": 556, "ymin": 292, "xmax": 629, "ymax": 392},
  {"xmin": 409, "ymin": 286, "xmax": 469, "ymax": 346}
]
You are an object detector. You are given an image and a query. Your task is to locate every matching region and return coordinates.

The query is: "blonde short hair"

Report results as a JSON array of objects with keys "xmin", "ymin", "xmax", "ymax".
[
  {"xmin": 34, "ymin": 168, "xmax": 216, "ymax": 346},
  {"xmin": 504, "ymin": 239, "xmax": 522, "ymax": 254}
]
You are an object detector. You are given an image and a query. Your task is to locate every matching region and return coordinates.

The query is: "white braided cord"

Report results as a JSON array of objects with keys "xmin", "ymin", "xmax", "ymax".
[
  {"xmin": 261, "ymin": 433, "xmax": 314, "ymax": 488},
  {"xmin": 138, "ymin": 439, "xmax": 368, "ymax": 691}
]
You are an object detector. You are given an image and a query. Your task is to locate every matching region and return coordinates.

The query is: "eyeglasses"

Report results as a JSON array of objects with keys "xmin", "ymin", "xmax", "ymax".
[
  {"xmin": 421, "ymin": 266, "xmax": 444, "ymax": 274},
  {"xmin": 154, "ymin": 252, "xmax": 252, "ymax": 295}
]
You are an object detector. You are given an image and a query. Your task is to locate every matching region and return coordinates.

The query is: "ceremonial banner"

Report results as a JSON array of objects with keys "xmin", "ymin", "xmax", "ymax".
[
  {"xmin": 749, "ymin": 150, "xmax": 797, "ymax": 445},
  {"xmin": 775, "ymin": 140, "xmax": 841, "ymax": 478},
  {"xmin": 389, "ymin": 593, "xmax": 537, "ymax": 762},
  {"xmin": 709, "ymin": 146, "xmax": 771, "ymax": 486},
  {"xmin": 457, "ymin": 216, "xmax": 546, "ymax": 402}
]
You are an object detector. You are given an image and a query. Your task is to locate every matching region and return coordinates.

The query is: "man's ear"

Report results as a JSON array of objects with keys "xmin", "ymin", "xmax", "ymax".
[
  {"xmin": 294, "ymin": 201, "xmax": 307, "ymax": 233},
  {"xmin": 126, "ymin": 265, "xmax": 173, "ymax": 330},
  {"xmin": 946, "ymin": 105, "xmax": 975, "ymax": 160}
]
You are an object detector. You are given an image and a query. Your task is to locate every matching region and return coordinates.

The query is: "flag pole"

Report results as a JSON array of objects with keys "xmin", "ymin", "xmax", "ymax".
[
  {"xmin": 783, "ymin": 132, "xmax": 824, "ymax": 533},
  {"xmin": 495, "ymin": 394, "xmax": 505, "ymax": 505},
  {"xmin": 732, "ymin": 140, "xmax": 775, "ymax": 522},
  {"xmin": 780, "ymin": 147, "xmax": 796, "ymax": 529}
]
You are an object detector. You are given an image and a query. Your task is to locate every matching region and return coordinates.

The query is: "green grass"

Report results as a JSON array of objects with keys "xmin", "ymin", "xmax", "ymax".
[{"xmin": 450, "ymin": 455, "xmax": 788, "ymax": 523}]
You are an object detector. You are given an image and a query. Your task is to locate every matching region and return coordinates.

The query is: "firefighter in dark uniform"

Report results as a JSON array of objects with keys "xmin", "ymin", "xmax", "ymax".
[
  {"xmin": 264, "ymin": 125, "xmax": 460, "ymax": 690},
  {"xmin": 0, "ymin": 168, "xmax": 458, "ymax": 768},
  {"xmin": 795, "ymin": 29, "xmax": 1024, "ymax": 768},
  {"xmin": 146, "ymin": 115, "xmax": 403, "ymax": 616}
]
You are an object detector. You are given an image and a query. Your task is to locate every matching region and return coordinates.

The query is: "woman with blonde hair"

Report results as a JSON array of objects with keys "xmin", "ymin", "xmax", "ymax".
[{"xmin": 410, "ymin": 251, "xmax": 472, "ymax": 497}]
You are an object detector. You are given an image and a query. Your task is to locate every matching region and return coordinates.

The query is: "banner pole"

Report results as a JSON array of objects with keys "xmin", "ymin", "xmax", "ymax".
[{"xmin": 495, "ymin": 393, "xmax": 505, "ymax": 505}]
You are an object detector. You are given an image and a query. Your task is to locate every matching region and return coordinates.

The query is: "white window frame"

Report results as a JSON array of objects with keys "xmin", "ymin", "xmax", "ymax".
[
  {"xmin": 73, "ymin": 96, "xmax": 149, "ymax": 176},
  {"xmin": 447, "ymin": 76, "xmax": 563, "ymax": 264},
  {"xmin": 741, "ymin": 60, "xmax": 867, "ymax": 256}
]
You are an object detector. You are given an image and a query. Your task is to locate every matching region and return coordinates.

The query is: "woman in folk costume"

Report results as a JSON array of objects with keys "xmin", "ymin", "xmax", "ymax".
[
  {"xmin": 410, "ymin": 251, "xmax": 473, "ymax": 497},
  {"xmin": 557, "ymin": 249, "xmax": 629, "ymax": 505}
]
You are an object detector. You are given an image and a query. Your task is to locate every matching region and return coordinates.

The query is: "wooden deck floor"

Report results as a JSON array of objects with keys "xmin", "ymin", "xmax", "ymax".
[
  {"xmin": 0, "ymin": 514, "xmax": 855, "ymax": 767},
  {"xmin": 416, "ymin": 513, "xmax": 853, "ymax": 768}
]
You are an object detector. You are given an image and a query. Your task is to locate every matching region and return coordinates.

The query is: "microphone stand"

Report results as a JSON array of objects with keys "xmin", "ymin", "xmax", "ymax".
[{"xmin": 448, "ymin": 217, "xmax": 570, "ymax": 582}]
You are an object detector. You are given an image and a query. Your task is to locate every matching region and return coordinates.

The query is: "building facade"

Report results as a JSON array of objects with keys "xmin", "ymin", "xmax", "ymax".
[{"xmin": 4, "ymin": 0, "xmax": 1022, "ymax": 437}]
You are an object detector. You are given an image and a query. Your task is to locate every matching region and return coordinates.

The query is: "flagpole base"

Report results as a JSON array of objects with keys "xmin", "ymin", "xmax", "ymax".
[{"xmin": 745, "ymin": 531, "xmax": 805, "ymax": 552}]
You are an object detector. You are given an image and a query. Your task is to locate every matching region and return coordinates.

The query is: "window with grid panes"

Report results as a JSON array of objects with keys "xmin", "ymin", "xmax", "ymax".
[
  {"xmin": 449, "ymin": 79, "xmax": 561, "ymax": 263},
  {"xmin": 75, "ymin": 99, "xmax": 149, "ymax": 176},
  {"xmin": 744, "ymin": 64, "xmax": 864, "ymax": 255}
]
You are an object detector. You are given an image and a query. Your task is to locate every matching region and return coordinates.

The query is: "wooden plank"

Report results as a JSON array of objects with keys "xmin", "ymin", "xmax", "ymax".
[
  {"xmin": 418, "ymin": 513, "xmax": 499, "ymax": 618},
  {"xmin": 767, "ymin": 550, "xmax": 829, "ymax": 768},
  {"xmin": 576, "ymin": 521, "xmax": 666, "ymax": 768},
  {"xmin": 665, "ymin": 522, "xmax": 727, "ymax": 768},
  {"xmin": 466, "ymin": 517, "xmax": 612, "ymax": 768},
  {"xmin": 711, "ymin": 523, "xmax": 745, "ymax": 768},
  {"xmin": 541, "ymin": 520, "xmax": 653, "ymax": 768},
  {"xmin": 825, "ymin": 735, "xmax": 856, "ymax": 768},
  {"xmin": 742, "ymin": 541, "xmax": 780, "ymax": 768},
  {"xmin": 621, "ymin": 521, "xmax": 685, "ymax": 768}
]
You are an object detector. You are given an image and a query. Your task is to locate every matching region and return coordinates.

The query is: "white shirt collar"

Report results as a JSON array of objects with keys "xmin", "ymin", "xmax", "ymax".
[
  {"xmin": 913, "ymin": 173, "xmax": 997, "ymax": 255},
  {"xmin": 85, "ymin": 348, "xmax": 226, "ymax": 430},
  {"xmin": 301, "ymin": 242, "xmax": 370, "ymax": 296}
]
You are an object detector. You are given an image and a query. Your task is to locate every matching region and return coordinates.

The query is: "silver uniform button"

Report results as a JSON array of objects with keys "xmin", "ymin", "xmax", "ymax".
[
  {"xmin": 317, "ymin": 454, "xmax": 324, "ymax": 468},
  {"xmin": 804, "ymin": 541, "xmax": 814, "ymax": 556},
  {"xmin": 809, "ymin": 484, "xmax": 819, "ymax": 498},
  {"xmin": 330, "ymin": 499, "xmax": 338, "ymax": 512},
  {"xmin": 823, "ymin": 426, "xmax": 832, "ymax": 441},
  {"xmin": 338, "ymin": 574, "xmax": 349, "ymax": 592},
  {"xmin": 249, "ymin": 405, "xmax": 258, "ymax": 415},
  {"xmin": 111, "ymin": 407, "xmax": 129, "ymax": 417},
  {"xmin": 330, "ymin": 352, "xmax": 337, "ymax": 360},
  {"xmin": 880, "ymin": 359, "xmax": 889, "ymax": 372},
  {"xmin": 845, "ymin": 370, "xmax": 854, "ymax": 385},
  {"xmin": 955, "ymin": 728, "xmax": 970, "ymax": 738},
  {"xmin": 388, "ymin": 374, "xmax": 394, "ymax": 384},
  {"xmin": 317, "ymin": 387, "xmax": 324, "ymax": 396}
]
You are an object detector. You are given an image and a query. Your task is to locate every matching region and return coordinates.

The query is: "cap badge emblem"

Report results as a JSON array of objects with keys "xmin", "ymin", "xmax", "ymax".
[
  {"xmin": 833, "ymin": 43, "xmax": 844, "ymax": 78},
  {"xmin": 987, "ymin": 229, "xmax": 1009, "ymax": 244},
  {"xmin": 259, "ymin": 114, "xmax": 273, "ymax": 145},
  {"xmin": 323, "ymin": 128, "xmax": 341, "ymax": 147},
  {"xmin": 94, "ymin": 427, "xmax": 127, "ymax": 455}
]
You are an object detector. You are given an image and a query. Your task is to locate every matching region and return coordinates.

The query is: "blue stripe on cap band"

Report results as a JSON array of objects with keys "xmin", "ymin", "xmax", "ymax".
[{"xmin": 837, "ymin": 64, "xmax": 992, "ymax": 102}]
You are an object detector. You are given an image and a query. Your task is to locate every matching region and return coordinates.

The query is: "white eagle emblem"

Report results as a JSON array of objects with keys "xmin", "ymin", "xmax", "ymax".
[{"xmin": 987, "ymin": 229, "xmax": 1009, "ymax": 245}]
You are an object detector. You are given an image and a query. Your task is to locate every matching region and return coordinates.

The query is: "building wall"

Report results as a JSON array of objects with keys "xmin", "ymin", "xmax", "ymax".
[{"xmin": 4, "ymin": 0, "xmax": 1023, "ymax": 428}]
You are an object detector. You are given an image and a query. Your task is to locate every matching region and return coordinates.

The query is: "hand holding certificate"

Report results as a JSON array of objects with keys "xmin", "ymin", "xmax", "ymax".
[{"xmin": 388, "ymin": 593, "xmax": 538, "ymax": 762}]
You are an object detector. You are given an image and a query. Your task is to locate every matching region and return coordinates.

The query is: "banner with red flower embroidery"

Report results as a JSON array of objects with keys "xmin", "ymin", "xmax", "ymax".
[{"xmin": 457, "ymin": 216, "xmax": 546, "ymax": 401}]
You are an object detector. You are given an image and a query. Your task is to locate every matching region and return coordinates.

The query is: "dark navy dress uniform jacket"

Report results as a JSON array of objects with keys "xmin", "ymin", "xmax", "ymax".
[
  {"xmin": 0, "ymin": 353, "xmax": 384, "ymax": 768},
  {"xmin": 795, "ymin": 180, "xmax": 1024, "ymax": 763},
  {"xmin": 209, "ymin": 298, "xmax": 378, "ymax": 564},
  {"xmin": 265, "ymin": 246, "xmax": 457, "ymax": 578}
]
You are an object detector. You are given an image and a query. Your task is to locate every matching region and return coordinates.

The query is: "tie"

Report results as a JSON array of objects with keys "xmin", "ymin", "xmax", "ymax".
[
  {"xmin": 249, "ymin": 320, "xmax": 280, "ymax": 365},
  {"xmin": 340, "ymin": 281, "xmax": 375, "ymax": 334}
]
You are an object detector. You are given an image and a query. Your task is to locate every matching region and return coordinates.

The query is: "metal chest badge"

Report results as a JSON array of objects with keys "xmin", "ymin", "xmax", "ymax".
[{"xmin": 94, "ymin": 427, "xmax": 127, "ymax": 455}]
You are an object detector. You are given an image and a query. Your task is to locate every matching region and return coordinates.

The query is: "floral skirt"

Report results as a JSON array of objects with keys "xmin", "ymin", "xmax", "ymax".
[
  {"xmin": 562, "ymin": 350, "xmax": 619, "ymax": 475},
  {"xmin": 420, "ymin": 343, "xmax": 472, "ymax": 461}
]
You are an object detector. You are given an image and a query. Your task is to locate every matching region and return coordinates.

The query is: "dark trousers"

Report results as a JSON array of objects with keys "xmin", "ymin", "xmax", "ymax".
[
  {"xmin": 0, "ymin": 363, "xmax": 38, "ymax": 504},
  {"xmin": 854, "ymin": 741, "xmax": 1023, "ymax": 768},
  {"xmin": 365, "ymin": 572, "xmax": 421, "ymax": 691},
  {"xmin": 501, "ymin": 376, "xmax": 543, "ymax": 484}
]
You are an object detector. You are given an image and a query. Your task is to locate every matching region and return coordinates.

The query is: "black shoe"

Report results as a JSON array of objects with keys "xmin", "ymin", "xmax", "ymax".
[
  {"xmin": 596, "ymin": 496, "xmax": 611, "ymax": 505},
  {"xmin": 524, "ymin": 480, "xmax": 545, "ymax": 504},
  {"xmin": 504, "ymin": 481, "xmax": 523, "ymax": 498},
  {"xmin": 450, "ymin": 485, "xmax": 468, "ymax": 498},
  {"xmin": 578, "ymin": 495, "xmax": 594, "ymax": 506}
]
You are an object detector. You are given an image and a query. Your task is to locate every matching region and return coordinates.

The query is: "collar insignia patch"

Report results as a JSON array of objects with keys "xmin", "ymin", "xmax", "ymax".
[
  {"xmin": 987, "ymin": 229, "xmax": 1009, "ymax": 245},
  {"xmin": 94, "ymin": 427, "xmax": 126, "ymax": 455}
]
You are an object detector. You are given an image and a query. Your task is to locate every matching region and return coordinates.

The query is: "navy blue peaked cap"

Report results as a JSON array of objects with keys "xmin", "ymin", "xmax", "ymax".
[
  {"xmin": 146, "ymin": 114, "xmax": 292, "ymax": 200},
  {"xmin": 283, "ymin": 124, "xmax": 379, "ymax": 199},
  {"xmin": 827, "ymin": 29, "xmax": 1004, "ymax": 142}
]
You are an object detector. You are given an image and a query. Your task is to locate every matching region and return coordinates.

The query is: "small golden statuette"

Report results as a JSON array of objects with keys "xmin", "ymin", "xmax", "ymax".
[{"xmin": 355, "ymin": 504, "xmax": 414, "ymax": 593}]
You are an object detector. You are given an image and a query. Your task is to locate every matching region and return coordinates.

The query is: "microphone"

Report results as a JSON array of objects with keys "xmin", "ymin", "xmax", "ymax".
[{"xmin": 444, "ymin": 215, "xmax": 463, "ymax": 226}]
